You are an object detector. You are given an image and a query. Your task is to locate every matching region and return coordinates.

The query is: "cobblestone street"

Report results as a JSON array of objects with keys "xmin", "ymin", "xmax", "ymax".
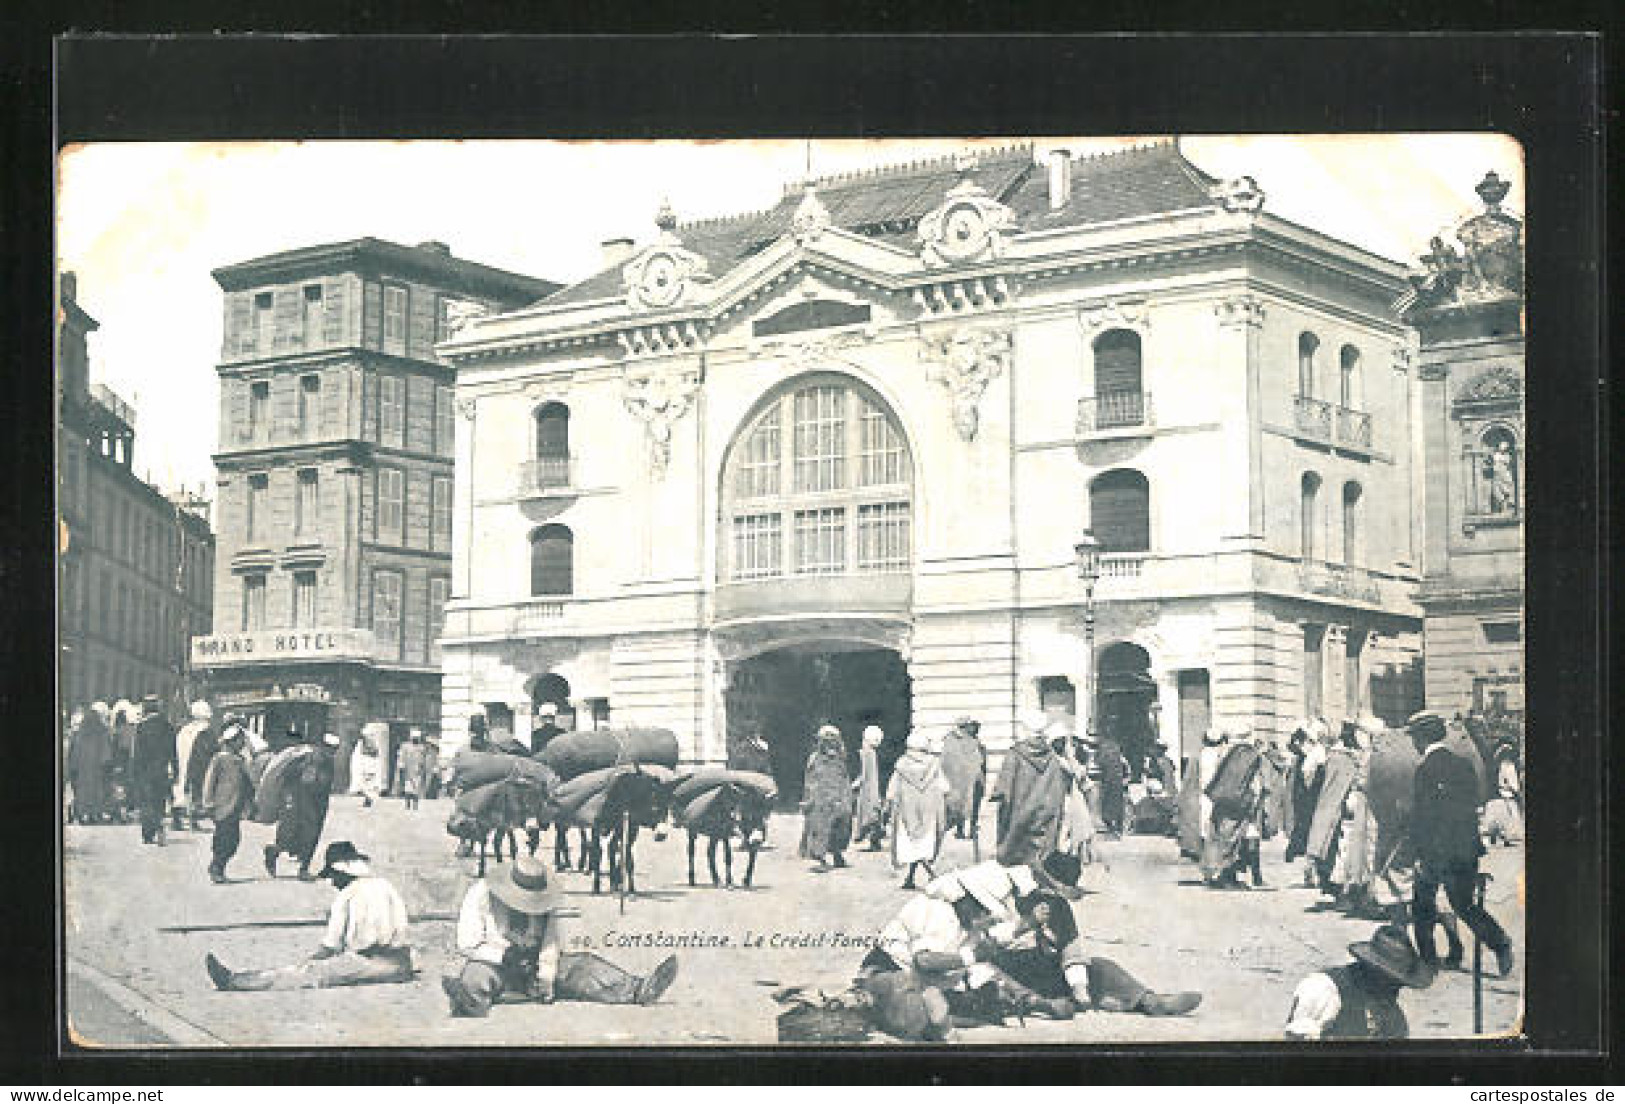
[{"xmin": 63, "ymin": 794, "xmax": 1525, "ymax": 1048}]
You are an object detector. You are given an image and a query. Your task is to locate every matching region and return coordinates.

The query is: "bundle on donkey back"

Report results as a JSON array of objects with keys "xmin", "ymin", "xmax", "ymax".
[
  {"xmin": 539, "ymin": 727, "xmax": 680, "ymax": 875},
  {"xmin": 550, "ymin": 743, "xmax": 680, "ymax": 895},
  {"xmin": 447, "ymin": 750, "xmax": 558, "ymax": 877},
  {"xmin": 672, "ymin": 769, "xmax": 777, "ymax": 888}
]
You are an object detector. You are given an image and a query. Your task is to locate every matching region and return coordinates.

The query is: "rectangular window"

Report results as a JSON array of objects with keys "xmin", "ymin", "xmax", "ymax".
[
  {"xmin": 1302, "ymin": 625, "xmax": 1325, "ymax": 717},
  {"xmin": 737, "ymin": 405, "xmax": 781, "ymax": 498},
  {"xmin": 376, "ymin": 467, "xmax": 404, "ymax": 544},
  {"xmin": 302, "ymin": 285, "xmax": 324, "ymax": 347},
  {"xmin": 298, "ymin": 374, "xmax": 321, "ymax": 435},
  {"xmin": 431, "ymin": 475, "xmax": 453, "ymax": 553},
  {"xmin": 793, "ymin": 386, "xmax": 846, "ymax": 492},
  {"xmin": 731, "ymin": 513, "xmax": 783, "ymax": 580},
  {"xmin": 859, "ymin": 405, "xmax": 904, "ymax": 486},
  {"xmin": 248, "ymin": 380, "xmax": 270, "ymax": 440},
  {"xmin": 856, "ymin": 502, "xmax": 910, "ymax": 571},
  {"xmin": 434, "ymin": 384, "xmax": 456, "ymax": 456},
  {"xmin": 295, "ymin": 469, "xmax": 319, "ymax": 538},
  {"xmin": 793, "ymin": 507, "xmax": 846, "ymax": 575},
  {"xmin": 378, "ymin": 375, "xmax": 404, "ymax": 447},
  {"xmin": 292, "ymin": 571, "xmax": 317, "ymax": 628},
  {"xmin": 242, "ymin": 573, "xmax": 266, "ymax": 631},
  {"xmin": 246, "ymin": 473, "xmax": 268, "ymax": 543},
  {"xmin": 435, "ymin": 295, "xmax": 453, "ymax": 345},
  {"xmin": 428, "ymin": 575, "xmax": 450, "ymax": 647},
  {"xmin": 254, "ymin": 291, "xmax": 274, "ymax": 351},
  {"xmin": 383, "ymin": 284, "xmax": 408, "ymax": 356},
  {"xmin": 372, "ymin": 570, "xmax": 403, "ymax": 655}
]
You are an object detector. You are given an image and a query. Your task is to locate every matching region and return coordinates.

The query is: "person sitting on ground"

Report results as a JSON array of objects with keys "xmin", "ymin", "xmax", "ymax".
[
  {"xmin": 856, "ymin": 881, "xmax": 1074, "ymax": 1042},
  {"xmin": 442, "ymin": 856, "xmax": 679, "ymax": 1017},
  {"xmin": 928, "ymin": 852, "xmax": 1203, "ymax": 1017},
  {"xmin": 205, "ymin": 841, "xmax": 413, "ymax": 990},
  {"xmin": 1284, "ymin": 923, "xmax": 1436, "ymax": 1040}
]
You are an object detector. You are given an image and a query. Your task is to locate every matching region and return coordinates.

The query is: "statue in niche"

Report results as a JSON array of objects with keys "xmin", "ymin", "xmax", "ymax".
[{"xmin": 1482, "ymin": 437, "xmax": 1518, "ymax": 515}]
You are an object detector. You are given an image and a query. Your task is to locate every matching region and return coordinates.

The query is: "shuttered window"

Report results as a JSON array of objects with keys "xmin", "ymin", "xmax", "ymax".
[
  {"xmin": 1089, "ymin": 469, "xmax": 1150, "ymax": 553},
  {"xmin": 1093, "ymin": 329, "xmax": 1143, "ymax": 393},
  {"xmin": 372, "ymin": 570, "xmax": 403, "ymax": 655}
]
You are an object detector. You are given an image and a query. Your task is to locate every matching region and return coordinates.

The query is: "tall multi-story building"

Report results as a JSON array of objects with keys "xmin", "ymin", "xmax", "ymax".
[
  {"xmin": 190, "ymin": 238, "xmax": 555, "ymax": 776},
  {"xmin": 438, "ymin": 141, "xmax": 1426, "ymax": 794},
  {"xmin": 57, "ymin": 273, "xmax": 216, "ymax": 717},
  {"xmin": 1401, "ymin": 173, "xmax": 1525, "ymax": 716}
]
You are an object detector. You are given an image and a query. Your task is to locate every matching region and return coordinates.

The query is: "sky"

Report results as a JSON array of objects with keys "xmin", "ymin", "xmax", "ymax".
[{"xmin": 56, "ymin": 134, "xmax": 1523, "ymax": 497}]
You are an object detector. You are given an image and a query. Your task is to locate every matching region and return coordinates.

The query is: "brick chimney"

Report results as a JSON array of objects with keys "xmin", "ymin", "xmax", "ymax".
[{"xmin": 1047, "ymin": 149, "xmax": 1072, "ymax": 211}]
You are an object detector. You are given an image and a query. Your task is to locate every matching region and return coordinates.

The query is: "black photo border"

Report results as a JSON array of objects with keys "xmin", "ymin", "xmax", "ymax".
[{"xmin": 4, "ymin": 30, "xmax": 1610, "ymax": 1084}]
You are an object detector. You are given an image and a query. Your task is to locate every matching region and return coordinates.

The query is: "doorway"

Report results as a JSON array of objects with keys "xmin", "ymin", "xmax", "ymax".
[
  {"xmin": 1096, "ymin": 642, "xmax": 1156, "ymax": 777},
  {"xmin": 725, "ymin": 645, "xmax": 911, "ymax": 804},
  {"xmin": 1176, "ymin": 670, "xmax": 1212, "ymax": 778}
]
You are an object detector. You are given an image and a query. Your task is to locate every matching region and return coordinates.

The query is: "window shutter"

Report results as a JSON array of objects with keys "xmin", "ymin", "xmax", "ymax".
[
  {"xmin": 1094, "ymin": 331, "xmax": 1142, "ymax": 394},
  {"xmin": 1090, "ymin": 472, "xmax": 1150, "ymax": 553}
]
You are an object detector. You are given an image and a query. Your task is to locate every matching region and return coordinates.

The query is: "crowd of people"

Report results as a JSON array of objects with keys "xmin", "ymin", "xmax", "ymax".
[{"xmin": 62, "ymin": 694, "xmax": 1522, "ymax": 1042}]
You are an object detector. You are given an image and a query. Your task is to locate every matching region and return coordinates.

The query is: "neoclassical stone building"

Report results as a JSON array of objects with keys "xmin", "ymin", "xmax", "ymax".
[
  {"xmin": 439, "ymin": 142, "xmax": 1424, "ymax": 789},
  {"xmin": 1401, "ymin": 173, "xmax": 1525, "ymax": 717}
]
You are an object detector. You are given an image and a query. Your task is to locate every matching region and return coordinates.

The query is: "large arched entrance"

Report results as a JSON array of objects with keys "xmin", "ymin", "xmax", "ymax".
[
  {"xmin": 1096, "ymin": 641, "xmax": 1156, "ymax": 779},
  {"xmin": 724, "ymin": 643, "xmax": 911, "ymax": 805}
]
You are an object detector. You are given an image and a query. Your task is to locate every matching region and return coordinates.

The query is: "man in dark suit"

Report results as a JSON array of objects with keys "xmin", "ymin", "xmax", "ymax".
[
  {"xmin": 131, "ymin": 694, "xmax": 178, "ymax": 845},
  {"xmin": 1407, "ymin": 711, "xmax": 1513, "ymax": 977}
]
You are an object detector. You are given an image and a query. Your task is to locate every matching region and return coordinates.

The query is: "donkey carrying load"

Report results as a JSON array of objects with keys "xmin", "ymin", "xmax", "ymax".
[{"xmin": 671, "ymin": 769, "xmax": 777, "ymax": 889}]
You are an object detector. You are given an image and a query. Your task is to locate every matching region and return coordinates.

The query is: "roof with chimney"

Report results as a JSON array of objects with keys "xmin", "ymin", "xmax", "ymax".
[
  {"xmin": 540, "ymin": 140, "xmax": 1222, "ymax": 309},
  {"xmin": 213, "ymin": 237, "xmax": 559, "ymax": 304}
]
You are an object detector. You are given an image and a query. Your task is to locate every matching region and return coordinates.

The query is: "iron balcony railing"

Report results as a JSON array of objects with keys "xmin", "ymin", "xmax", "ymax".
[
  {"xmin": 1292, "ymin": 395, "xmax": 1333, "ymax": 439},
  {"xmin": 1076, "ymin": 390, "xmax": 1153, "ymax": 435},
  {"xmin": 520, "ymin": 455, "xmax": 575, "ymax": 494},
  {"xmin": 1099, "ymin": 552, "xmax": 1146, "ymax": 579},
  {"xmin": 1297, "ymin": 560, "xmax": 1381, "ymax": 603}
]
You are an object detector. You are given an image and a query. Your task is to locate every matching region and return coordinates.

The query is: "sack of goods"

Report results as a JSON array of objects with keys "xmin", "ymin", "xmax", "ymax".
[
  {"xmin": 1203, "ymin": 742, "xmax": 1262, "ymax": 818},
  {"xmin": 671, "ymin": 769, "xmax": 777, "ymax": 826},
  {"xmin": 538, "ymin": 728, "xmax": 680, "ymax": 780},
  {"xmin": 452, "ymin": 749, "xmax": 556, "ymax": 791},
  {"xmin": 552, "ymin": 762, "xmax": 677, "ymax": 825},
  {"xmin": 249, "ymin": 745, "xmax": 316, "ymax": 824},
  {"xmin": 773, "ymin": 987, "xmax": 872, "ymax": 1044}
]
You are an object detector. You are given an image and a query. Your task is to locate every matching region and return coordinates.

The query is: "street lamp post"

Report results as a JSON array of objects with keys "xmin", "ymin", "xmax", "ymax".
[{"xmin": 1074, "ymin": 532, "xmax": 1102, "ymax": 750}]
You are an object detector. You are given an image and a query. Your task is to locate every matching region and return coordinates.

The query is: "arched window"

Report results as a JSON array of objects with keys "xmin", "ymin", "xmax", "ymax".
[
  {"xmin": 533, "ymin": 403, "xmax": 570, "ymax": 487},
  {"xmin": 529, "ymin": 524, "xmax": 573, "ymax": 596},
  {"xmin": 1339, "ymin": 345, "xmax": 1361, "ymax": 408},
  {"xmin": 1298, "ymin": 332, "xmax": 1320, "ymax": 398},
  {"xmin": 720, "ymin": 375, "xmax": 913, "ymax": 580},
  {"xmin": 1342, "ymin": 481, "xmax": 1362, "ymax": 565},
  {"xmin": 1090, "ymin": 469, "xmax": 1151, "ymax": 553},
  {"xmin": 1300, "ymin": 473, "xmax": 1323, "ymax": 561},
  {"xmin": 1093, "ymin": 329, "xmax": 1145, "ymax": 428}
]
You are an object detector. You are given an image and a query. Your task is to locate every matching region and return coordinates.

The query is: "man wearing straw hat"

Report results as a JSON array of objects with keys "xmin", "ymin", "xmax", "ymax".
[
  {"xmin": 204, "ymin": 840, "xmax": 413, "ymax": 990},
  {"xmin": 1284, "ymin": 923, "xmax": 1436, "ymax": 1039},
  {"xmin": 442, "ymin": 856, "xmax": 679, "ymax": 1016}
]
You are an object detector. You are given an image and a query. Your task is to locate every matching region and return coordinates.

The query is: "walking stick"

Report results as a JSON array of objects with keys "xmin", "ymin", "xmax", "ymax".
[{"xmin": 1472, "ymin": 871, "xmax": 1491, "ymax": 1034}]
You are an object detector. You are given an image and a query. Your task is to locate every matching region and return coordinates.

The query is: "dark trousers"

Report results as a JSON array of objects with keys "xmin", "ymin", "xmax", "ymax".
[
  {"xmin": 1413, "ymin": 860, "xmax": 1509, "ymax": 959},
  {"xmin": 135, "ymin": 776, "xmax": 168, "ymax": 841},
  {"xmin": 211, "ymin": 816, "xmax": 242, "ymax": 874},
  {"xmin": 994, "ymin": 949, "xmax": 1151, "ymax": 1008}
]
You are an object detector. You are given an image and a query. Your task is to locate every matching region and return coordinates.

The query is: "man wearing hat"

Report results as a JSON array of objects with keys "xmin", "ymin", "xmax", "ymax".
[
  {"xmin": 531, "ymin": 701, "xmax": 565, "ymax": 755},
  {"xmin": 1407, "ymin": 710, "xmax": 1514, "ymax": 977},
  {"xmin": 130, "ymin": 694, "xmax": 177, "ymax": 845},
  {"xmin": 1284, "ymin": 923, "xmax": 1436, "ymax": 1039},
  {"xmin": 171, "ymin": 701, "xmax": 215, "ymax": 831},
  {"xmin": 442, "ymin": 857, "xmax": 679, "ymax": 1016},
  {"xmin": 926, "ymin": 853, "xmax": 1202, "ymax": 1017},
  {"xmin": 200, "ymin": 723, "xmax": 254, "ymax": 883},
  {"xmin": 205, "ymin": 841, "xmax": 413, "ymax": 990}
]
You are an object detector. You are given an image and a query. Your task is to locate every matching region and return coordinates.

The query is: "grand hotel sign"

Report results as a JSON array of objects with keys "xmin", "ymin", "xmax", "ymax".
[{"xmin": 191, "ymin": 628, "xmax": 378, "ymax": 667}]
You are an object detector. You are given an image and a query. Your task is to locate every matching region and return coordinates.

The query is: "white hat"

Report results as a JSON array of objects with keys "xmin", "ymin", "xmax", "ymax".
[
  {"xmin": 905, "ymin": 730, "xmax": 932, "ymax": 753},
  {"xmin": 190, "ymin": 701, "xmax": 213, "ymax": 721},
  {"xmin": 927, "ymin": 863, "xmax": 1022, "ymax": 915},
  {"xmin": 322, "ymin": 732, "xmax": 341, "ymax": 747}
]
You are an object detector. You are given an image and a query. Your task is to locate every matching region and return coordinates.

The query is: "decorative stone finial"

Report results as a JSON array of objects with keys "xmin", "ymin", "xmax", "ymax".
[
  {"xmin": 1475, "ymin": 171, "xmax": 1510, "ymax": 212},
  {"xmin": 655, "ymin": 198, "xmax": 677, "ymax": 233},
  {"xmin": 791, "ymin": 182, "xmax": 832, "ymax": 244}
]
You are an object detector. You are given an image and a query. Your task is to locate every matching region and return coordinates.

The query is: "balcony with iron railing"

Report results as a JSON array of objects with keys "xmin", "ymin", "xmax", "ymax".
[
  {"xmin": 1076, "ymin": 391, "xmax": 1154, "ymax": 437},
  {"xmin": 1297, "ymin": 560, "xmax": 1382, "ymax": 603},
  {"xmin": 519, "ymin": 455, "xmax": 577, "ymax": 498},
  {"xmin": 1292, "ymin": 395, "xmax": 1375, "ymax": 454}
]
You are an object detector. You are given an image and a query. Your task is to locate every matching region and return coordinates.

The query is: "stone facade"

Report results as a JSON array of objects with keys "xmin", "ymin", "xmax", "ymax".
[
  {"xmin": 440, "ymin": 143, "xmax": 1424, "ymax": 787},
  {"xmin": 57, "ymin": 273, "xmax": 216, "ymax": 719},
  {"xmin": 1400, "ymin": 173, "xmax": 1525, "ymax": 716},
  {"xmin": 194, "ymin": 238, "xmax": 554, "ymax": 775}
]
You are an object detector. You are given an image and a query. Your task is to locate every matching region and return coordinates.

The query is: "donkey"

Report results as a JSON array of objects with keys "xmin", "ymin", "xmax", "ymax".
[
  {"xmin": 449, "ymin": 774, "xmax": 554, "ymax": 878},
  {"xmin": 573, "ymin": 768, "xmax": 674, "ymax": 896},
  {"xmin": 683, "ymin": 782, "xmax": 772, "ymax": 889}
]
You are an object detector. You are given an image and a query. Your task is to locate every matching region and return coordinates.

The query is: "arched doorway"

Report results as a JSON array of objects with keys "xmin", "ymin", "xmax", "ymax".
[
  {"xmin": 1096, "ymin": 641, "xmax": 1156, "ymax": 779},
  {"xmin": 724, "ymin": 643, "xmax": 911, "ymax": 805}
]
